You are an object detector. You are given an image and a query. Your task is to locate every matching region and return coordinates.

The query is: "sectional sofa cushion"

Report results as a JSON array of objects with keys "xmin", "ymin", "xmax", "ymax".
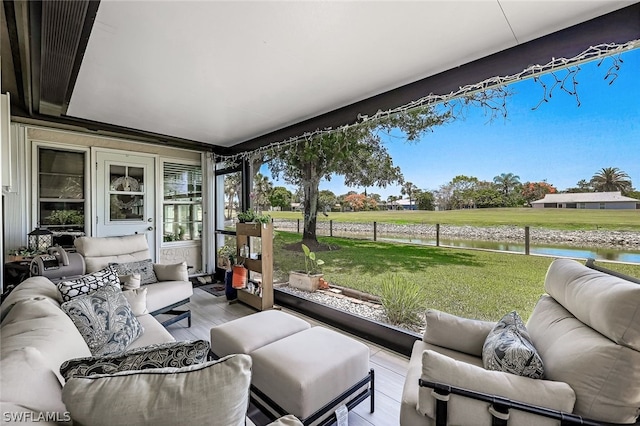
[
  {"xmin": 62, "ymin": 354, "xmax": 252, "ymax": 426},
  {"xmin": 423, "ymin": 309, "xmax": 495, "ymax": 357},
  {"xmin": 0, "ymin": 347, "xmax": 68, "ymax": 414},
  {"xmin": 0, "ymin": 297, "xmax": 92, "ymax": 380},
  {"xmin": 0, "ymin": 276, "xmax": 63, "ymax": 322},
  {"xmin": 482, "ymin": 311, "xmax": 544, "ymax": 379},
  {"xmin": 110, "ymin": 259, "xmax": 158, "ymax": 285},
  {"xmin": 60, "ymin": 340, "xmax": 210, "ymax": 381},
  {"xmin": 57, "ymin": 266, "xmax": 120, "ymax": 302},
  {"xmin": 62, "ymin": 285, "xmax": 143, "ymax": 356}
]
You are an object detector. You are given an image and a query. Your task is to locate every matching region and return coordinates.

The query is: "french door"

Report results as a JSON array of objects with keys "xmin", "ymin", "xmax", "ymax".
[{"xmin": 95, "ymin": 151, "xmax": 156, "ymax": 257}]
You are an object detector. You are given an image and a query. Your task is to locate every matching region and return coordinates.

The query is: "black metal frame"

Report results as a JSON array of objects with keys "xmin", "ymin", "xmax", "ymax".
[
  {"xmin": 150, "ymin": 298, "xmax": 191, "ymax": 327},
  {"xmin": 251, "ymin": 369, "xmax": 375, "ymax": 426},
  {"xmin": 419, "ymin": 380, "xmax": 617, "ymax": 426}
]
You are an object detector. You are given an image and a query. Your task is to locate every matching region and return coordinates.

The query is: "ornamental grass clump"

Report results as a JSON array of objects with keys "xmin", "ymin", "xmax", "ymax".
[{"xmin": 380, "ymin": 274, "xmax": 425, "ymax": 326}]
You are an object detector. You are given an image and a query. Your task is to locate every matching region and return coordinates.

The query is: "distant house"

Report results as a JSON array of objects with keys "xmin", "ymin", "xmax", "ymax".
[
  {"xmin": 530, "ymin": 192, "xmax": 640, "ymax": 210},
  {"xmin": 395, "ymin": 198, "xmax": 418, "ymax": 211}
]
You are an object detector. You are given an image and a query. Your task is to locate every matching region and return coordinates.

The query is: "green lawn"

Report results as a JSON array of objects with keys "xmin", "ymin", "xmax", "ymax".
[
  {"xmin": 273, "ymin": 231, "xmax": 640, "ymax": 322},
  {"xmin": 268, "ymin": 208, "xmax": 640, "ymax": 231}
]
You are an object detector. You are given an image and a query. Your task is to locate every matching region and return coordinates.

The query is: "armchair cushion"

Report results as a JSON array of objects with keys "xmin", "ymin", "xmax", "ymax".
[
  {"xmin": 418, "ymin": 350, "xmax": 575, "ymax": 426},
  {"xmin": 423, "ymin": 309, "xmax": 495, "ymax": 357},
  {"xmin": 60, "ymin": 340, "xmax": 210, "ymax": 381},
  {"xmin": 61, "ymin": 285, "xmax": 143, "ymax": 356},
  {"xmin": 62, "ymin": 354, "xmax": 252, "ymax": 426},
  {"xmin": 75, "ymin": 235, "xmax": 151, "ymax": 273},
  {"xmin": 110, "ymin": 259, "xmax": 158, "ymax": 285},
  {"xmin": 153, "ymin": 261, "xmax": 189, "ymax": 282},
  {"xmin": 482, "ymin": 311, "xmax": 544, "ymax": 379},
  {"xmin": 544, "ymin": 258, "xmax": 640, "ymax": 350},
  {"xmin": 528, "ymin": 295, "xmax": 640, "ymax": 423}
]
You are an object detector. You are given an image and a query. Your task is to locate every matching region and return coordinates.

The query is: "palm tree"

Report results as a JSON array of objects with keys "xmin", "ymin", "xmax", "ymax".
[
  {"xmin": 252, "ymin": 173, "xmax": 273, "ymax": 212},
  {"xmin": 401, "ymin": 182, "xmax": 419, "ymax": 208},
  {"xmin": 224, "ymin": 173, "xmax": 241, "ymax": 219},
  {"xmin": 493, "ymin": 172, "xmax": 521, "ymax": 196},
  {"xmin": 590, "ymin": 167, "xmax": 632, "ymax": 193},
  {"xmin": 387, "ymin": 195, "xmax": 398, "ymax": 210}
]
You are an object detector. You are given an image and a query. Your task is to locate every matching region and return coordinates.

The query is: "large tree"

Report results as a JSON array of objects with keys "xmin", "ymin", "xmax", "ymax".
[
  {"xmin": 269, "ymin": 186, "xmax": 292, "ymax": 211},
  {"xmin": 268, "ymin": 107, "xmax": 453, "ymax": 245},
  {"xmin": 590, "ymin": 167, "xmax": 632, "ymax": 193}
]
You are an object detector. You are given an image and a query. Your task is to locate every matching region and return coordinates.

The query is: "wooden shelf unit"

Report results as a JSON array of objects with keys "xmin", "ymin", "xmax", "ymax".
[{"xmin": 235, "ymin": 222, "xmax": 273, "ymax": 311}]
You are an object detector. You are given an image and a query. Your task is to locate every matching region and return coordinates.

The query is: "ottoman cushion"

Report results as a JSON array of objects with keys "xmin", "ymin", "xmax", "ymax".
[
  {"xmin": 251, "ymin": 327, "xmax": 370, "ymax": 420},
  {"xmin": 210, "ymin": 310, "xmax": 310, "ymax": 357}
]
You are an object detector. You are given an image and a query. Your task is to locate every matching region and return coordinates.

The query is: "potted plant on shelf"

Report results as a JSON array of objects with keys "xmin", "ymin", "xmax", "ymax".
[
  {"xmin": 236, "ymin": 210, "xmax": 255, "ymax": 223},
  {"xmin": 289, "ymin": 244, "xmax": 325, "ymax": 292}
]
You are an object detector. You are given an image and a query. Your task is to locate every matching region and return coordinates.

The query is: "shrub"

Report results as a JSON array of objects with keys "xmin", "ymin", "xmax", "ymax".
[{"xmin": 380, "ymin": 274, "xmax": 425, "ymax": 326}]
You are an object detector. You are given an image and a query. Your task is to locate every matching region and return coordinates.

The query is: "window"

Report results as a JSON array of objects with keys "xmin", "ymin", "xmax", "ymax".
[
  {"xmin": 578, "ymin": 203, "xmax": 586, "ymax": 209},
  {"xmin": 162, "ymin": 162, "xmax": 202, "ymax": 242},
  {"xmin": 37, "ymin": 148, "xmax": 86, "ymax": 233},
  {"xmin": 599, "ymin": 202, "xmax": 606, "ymax": 210}
]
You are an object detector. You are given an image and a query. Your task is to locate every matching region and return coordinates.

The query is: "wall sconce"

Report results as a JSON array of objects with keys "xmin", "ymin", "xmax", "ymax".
[{"xmin": 28, "ymin": 228, "xmax": 53, "ymax": 253}]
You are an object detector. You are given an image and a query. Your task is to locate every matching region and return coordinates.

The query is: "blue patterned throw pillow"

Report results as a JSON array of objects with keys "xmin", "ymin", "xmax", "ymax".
[
  {"xmin": 62, "ymin": 285, "xmax": 143, "ymax": 356},
  {"xmin": 60, "ymin": 340, "xmax": 210, "ymax": 381},
  {"xmin": 482, "ymin": 311, "xmax": 544, "ymax": 379},
  {"xmin": 109, "ymin": 259, "xmax": 158, "ymax": 285},
  {"xmin": 57, "ymin": 266, "xmax": 120, "ymax": 302}
]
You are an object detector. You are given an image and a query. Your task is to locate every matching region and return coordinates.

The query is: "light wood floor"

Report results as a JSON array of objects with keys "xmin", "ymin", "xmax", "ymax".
[{"xmin": 165, "ymin": 287, "xmax": 410, "ymax": 426}]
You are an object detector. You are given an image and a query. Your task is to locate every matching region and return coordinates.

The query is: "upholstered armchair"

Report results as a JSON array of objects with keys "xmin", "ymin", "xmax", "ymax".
[
  {"xmin": 400, "ymin": 258, "xmax": 640, "ymax": 425},
  {"xmin": 74, "ymin": 234, "xmax": 193, "ymax": 327}
]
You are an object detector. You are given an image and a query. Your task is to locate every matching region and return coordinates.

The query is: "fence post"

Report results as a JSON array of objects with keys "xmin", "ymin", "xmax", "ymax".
[
  {"xmin": 330, "ymin": 220, "xmax": 333, "ymax": 237},
  {"xmin": 373, "ymin": 221, "xmax": 377, "ymax": 241},
  {"xmin": 297, "ymin": 219, "xmax": 300, "ymax": 234},
  {"xmin": 525, "ymin": 226, "xmax": 530, "ymax": 255},
  {"xmin": 436, "ymin": 223, "xmax": 440, "ymax": 247}
]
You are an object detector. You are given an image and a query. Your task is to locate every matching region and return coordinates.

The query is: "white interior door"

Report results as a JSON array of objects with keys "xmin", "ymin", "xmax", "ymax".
[{"xmin": 95, "ymin": 151, "xmax": 156, "ymax": 257}]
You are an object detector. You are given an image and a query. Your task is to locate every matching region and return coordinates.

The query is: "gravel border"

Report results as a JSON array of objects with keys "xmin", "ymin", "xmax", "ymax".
[{"xmin": 277, "ymin": 284, "xmax": 426, "ymax": 334}]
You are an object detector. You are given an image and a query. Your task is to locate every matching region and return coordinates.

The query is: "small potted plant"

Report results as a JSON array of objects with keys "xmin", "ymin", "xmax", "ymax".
[
  {"xmin": 237, "ymin": 210, "xmax": 256, "ymax": 223},
  {"xmin": 217, "ymin": 244, "xmax": 237, "ymax": 301},
  {"xmin": 289, "ymin": 244, "xmax": 325, "ymax": 292},
  {"xmin": 7, "ymin": 247, "xmax": 37, "ymax": 262}
]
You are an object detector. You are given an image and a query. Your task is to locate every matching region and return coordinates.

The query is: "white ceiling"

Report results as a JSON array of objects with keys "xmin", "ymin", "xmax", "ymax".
[{"xmin": 66, "ymin": 0, "xmax": 634, "ymax": 148}]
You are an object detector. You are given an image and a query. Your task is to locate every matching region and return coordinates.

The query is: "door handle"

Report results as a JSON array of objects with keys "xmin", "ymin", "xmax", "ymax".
[{"xmin": 147, "ymin": 226, "xmax": 154, "ymax": 231}]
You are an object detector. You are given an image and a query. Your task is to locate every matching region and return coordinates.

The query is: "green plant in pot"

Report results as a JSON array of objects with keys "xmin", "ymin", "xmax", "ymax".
[
  {"xmin": 217, "ymin": 244, "xmax": 236, "ymax": 270},
  {"xmin": 289, "ymin": 244, "xmax": 325, "ymax": 292},
  {"xmin": 236, "ymin": 210, "xmax": 256, "ymax": 223}
]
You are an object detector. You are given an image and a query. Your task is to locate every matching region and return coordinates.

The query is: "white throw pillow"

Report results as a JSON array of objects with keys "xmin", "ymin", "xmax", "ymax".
[
  {"xmin": 120, "ymin": 273, "xmax": 141, "ymax": 290},
  {"xmin": 122, "ymin": 287, "xmax": 148, "ymax": 316}
]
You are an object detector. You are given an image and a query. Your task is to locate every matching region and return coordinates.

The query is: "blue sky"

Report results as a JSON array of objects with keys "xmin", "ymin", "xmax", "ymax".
[{"xmin": 263, "ymin": 48, "xmax": 639, "ymax": 199}]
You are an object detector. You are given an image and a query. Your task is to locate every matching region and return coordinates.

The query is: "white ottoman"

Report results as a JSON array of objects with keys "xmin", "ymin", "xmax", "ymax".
[
  {"xmin": 251, "ymin": 327, "xmax": 374, "ymax": 424},
  {"xmin": 210, "ymin": 310, "xmax": 311, "ymax": 357}
]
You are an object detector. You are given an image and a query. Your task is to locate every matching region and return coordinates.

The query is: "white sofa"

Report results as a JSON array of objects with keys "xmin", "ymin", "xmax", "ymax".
[
  {"xmin": 74, "ymin": 234, "xmax": 193, "ymax": 327},
  {"xmin": 400, "ymin": 258, "xmax": 640, "ymax": 425},
  {"xmin": 0, "ymin": 276, "xmax": 302, "ymax": 425}
]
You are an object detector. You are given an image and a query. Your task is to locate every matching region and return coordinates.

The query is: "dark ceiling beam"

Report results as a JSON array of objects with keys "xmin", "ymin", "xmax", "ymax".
[{"xmin": 228, "ymin": 3, "xmax": 640, "ymax": 155}]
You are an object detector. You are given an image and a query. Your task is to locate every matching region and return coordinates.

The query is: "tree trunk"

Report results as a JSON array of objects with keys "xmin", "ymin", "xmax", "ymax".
[{"xmin": 302, "ymin": 163, "xmax": 321, "ymax": 244}]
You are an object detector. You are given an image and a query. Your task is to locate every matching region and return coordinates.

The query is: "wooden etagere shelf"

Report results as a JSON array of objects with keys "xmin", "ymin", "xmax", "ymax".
[{"xmin": 235, "ymin": 222, "xmax": 273, "ymax": 311}]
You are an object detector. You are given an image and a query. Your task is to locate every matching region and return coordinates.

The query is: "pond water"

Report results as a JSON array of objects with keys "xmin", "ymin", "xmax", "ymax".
[{"xmin": 377, "ymin": 236, "xmax": 640, "ymax": 264}]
